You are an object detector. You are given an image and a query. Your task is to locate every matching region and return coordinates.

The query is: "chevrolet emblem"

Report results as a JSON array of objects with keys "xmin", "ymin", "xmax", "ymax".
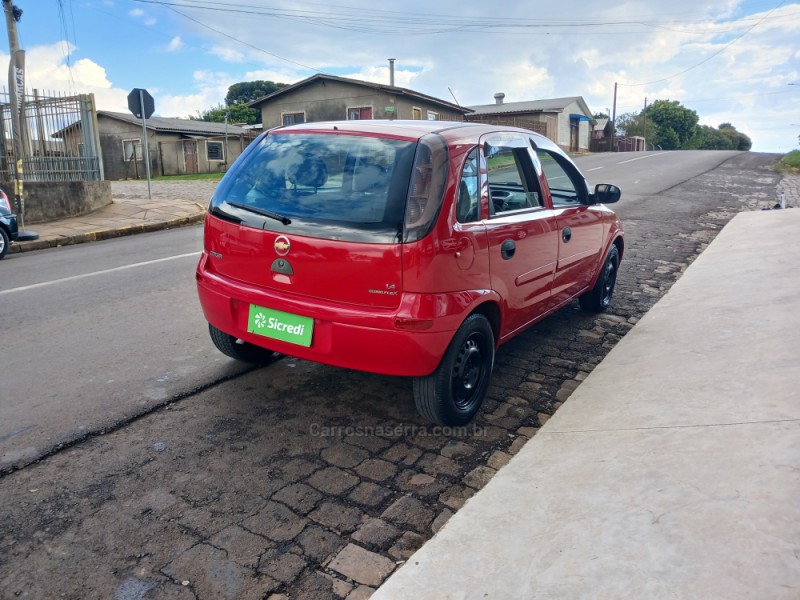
[{"xmin": 274, "ymin": 235, "xmax": 291, "ymax": 256}]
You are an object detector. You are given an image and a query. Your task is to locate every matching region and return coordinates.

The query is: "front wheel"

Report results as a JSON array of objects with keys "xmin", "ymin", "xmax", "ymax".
[
  {"xmin": 579, "ymin": 245, "xmax": 619, "ymax": 313},
  {"xmin": 208, "ymin": 324, "xmax": 280, "ymax": 364},
  {"xmin": 413, "ymin": 314, "xmax": 495, "ymax": 426}
]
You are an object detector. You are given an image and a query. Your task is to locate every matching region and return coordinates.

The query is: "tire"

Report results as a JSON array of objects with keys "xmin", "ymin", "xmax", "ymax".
[
  {"xmin": 208, "ymin": 324, "xmax": 280, "ymax": 364},
  {"xmin": 413, "ymin": 313, "xmax": 495, "ymax": 426},
  {"xmin": 0, "ymin": 227, "xmax": 9, "ymax": 260},
  {"xmin": 579, "ymin": 245, "xmax": 619, "ymax": 313}
]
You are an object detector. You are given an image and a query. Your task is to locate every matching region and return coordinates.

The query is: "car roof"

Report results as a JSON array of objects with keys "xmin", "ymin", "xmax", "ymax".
[{"xmin": 273, "ymin": 120, "xmax": 558, "ymax": 150}]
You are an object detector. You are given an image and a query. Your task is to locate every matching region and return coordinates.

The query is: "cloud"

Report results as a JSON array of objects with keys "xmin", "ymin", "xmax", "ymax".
[
  {"xmin": 153, "ymin": 70, "xmax": 236, "ymax": 118},
  {"xmin": 17, "ymin": 1, "xmax": 800, "ymax": 150},
  {"xmin": 166, "ymin": 36, "xmax": 184, "ymax": 52},
  {"xmin": 210, "ymin": 46, "xmax": 245, "ymax": 63},
  {"xmin": 129, "ymin": 7, "xmax": 156, "ymax": 26},
  {"xmin": 342, "ymin": 65, "xmax": 419, "ymax": 89}
]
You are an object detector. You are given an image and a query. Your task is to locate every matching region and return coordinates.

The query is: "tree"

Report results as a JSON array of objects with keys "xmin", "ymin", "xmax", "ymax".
[
  {"xmin": 612, "ymin": 101, "xmax": 750, "ymax": 151},
  {"xmin": 718, "ymin": 123, "xmax": 752, "ymax": 151},
  {"xmin": 593, "ymin": 112, "xmax": 610, "ymax": 119},
  {"xmin": 191, "ymin": 80, "xmax": 289, "ymax": 125},
  {"xmin": 225, "ymin": 80, "xmax": 288, "ymax": 106},
  {"xmin": 646, "ymin": 100, "xmax": 698, "ymax": 149},
  {"xmin": 194, "ymin": 103, "xmax": 258, "ymax": 125},
  {"xmin": 615, "ymin": 111, "xmax": 645, "ymax": 137}
]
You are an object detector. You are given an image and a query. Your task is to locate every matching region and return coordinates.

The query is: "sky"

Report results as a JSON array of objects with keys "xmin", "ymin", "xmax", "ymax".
[{"xmin": 4, "ymin": 0, "xmax": 800, "ymax": 153}]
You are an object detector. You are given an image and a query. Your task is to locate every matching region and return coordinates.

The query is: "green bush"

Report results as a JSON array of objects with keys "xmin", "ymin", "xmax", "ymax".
[{"xmin": 775, "ymin": 150, "xmax": 800, "ymax": 174}]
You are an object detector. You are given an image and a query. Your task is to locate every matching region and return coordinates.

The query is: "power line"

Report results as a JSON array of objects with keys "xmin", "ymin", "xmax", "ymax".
[
  {"xmin": 131, "ymin": 0, "xmax": 787, "ymax": 36},
  {"xmin": 620, "ymin": 0, "xmax": 788, "ymax": 87},
  {"xmin": 159, "ymin": 3, "xmax": 323, "ymax": 72}
]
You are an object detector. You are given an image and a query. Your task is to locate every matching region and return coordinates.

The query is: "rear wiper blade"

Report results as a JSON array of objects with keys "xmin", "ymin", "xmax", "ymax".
[
  {"xmin": 209, "ymin": 205, "xmax": 242, "ymax": 224},
  {"xmin": 225, "ymin": 201, "xmax": 292, "ymax": 225}
]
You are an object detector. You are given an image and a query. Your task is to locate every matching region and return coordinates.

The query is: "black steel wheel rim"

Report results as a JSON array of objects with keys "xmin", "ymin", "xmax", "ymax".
[
  {"xmin": 601, "ymin": 260, "xmax": 617, "ymax": 306},
  {"xmin": 451, "ymin": 331, "xmax": 486, "ymax": 410}
]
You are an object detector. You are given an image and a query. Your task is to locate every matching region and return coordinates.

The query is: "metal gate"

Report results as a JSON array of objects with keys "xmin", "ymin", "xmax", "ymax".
[{"xmin": 1, "ymin": 89, "xmax": 103, "ymax": 182}]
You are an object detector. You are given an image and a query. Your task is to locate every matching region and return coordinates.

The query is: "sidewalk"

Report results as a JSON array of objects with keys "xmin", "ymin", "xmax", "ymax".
[
  {"xmin": 9, "ymin": 180, "xmax": 214, "ymax": 254},
  {"xmin": 374, "ymin": 208, "xmax": 800, "ymax": 599}
]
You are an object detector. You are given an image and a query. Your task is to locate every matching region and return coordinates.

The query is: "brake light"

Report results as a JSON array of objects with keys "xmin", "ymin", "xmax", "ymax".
[{"xmin": 0, "ymin": 191, "xmax": 10, "ymax": 212}]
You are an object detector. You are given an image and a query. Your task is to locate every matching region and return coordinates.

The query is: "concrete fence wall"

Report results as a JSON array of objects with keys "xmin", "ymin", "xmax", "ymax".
[{"xmin": 0, "ymin": 180, "xmax": 112, "ymax": 224}]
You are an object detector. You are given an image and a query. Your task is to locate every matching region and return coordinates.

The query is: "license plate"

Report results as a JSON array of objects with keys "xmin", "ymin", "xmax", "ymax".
[{"xmin": 247, "ymin": 305, "xmax": 313, "ymax": 347}]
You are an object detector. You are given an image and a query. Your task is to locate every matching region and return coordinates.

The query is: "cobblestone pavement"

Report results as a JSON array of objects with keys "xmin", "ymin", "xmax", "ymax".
[
  {"xmin": 0, "ymin": 153, "xmax": 787, "ymax": 599},
  {"xmin": 110, "ymin": 179, "xmax": 220, "ymax": 202}
]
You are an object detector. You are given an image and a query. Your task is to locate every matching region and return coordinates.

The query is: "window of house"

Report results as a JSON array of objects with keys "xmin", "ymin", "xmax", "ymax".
[
  {"xmin": 207, "ymin": 141, "xmax": 224, "ymax": 161},
  {"xmin": 282, "ymin": 112, "xmax": 305, "ymax": 126},
  {"xmin": 427, "ymin": 110, "xmax": 438, "ymax": 121},
  {"xmin": 123, "ymin": 139, "xmax": 143, "ymax": 162},
  {"xmin": 412, "ymin": 107, "xmax": 422, "ymax": 120},
  {"xmin": 347, "ymin": 107, "xmax": 373, "ymax": 120}
]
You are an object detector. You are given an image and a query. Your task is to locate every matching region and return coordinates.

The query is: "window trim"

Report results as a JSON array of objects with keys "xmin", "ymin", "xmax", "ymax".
[
  {"xmin": 412, "ymin": 107, "xmax": 422, "ymax": 120},
  {"xmin": 427, "ymin": 110, "xmax": 439, "ymax": 121},
  {"xmin": 122, "ymin": 138, "xmax": 143, "ymax": 162},
  {"xmin": 281, "ymin": 111, "xmax": 306, "ymax": 126},
  {"xmin": 481, "ymin": 134, "xmax": 543, "ymax": 218},
  {"xmin": 207, "ymin": 141, "xmax": 224, "ymax": 162},
  {"xmin": 346, "ymin": 105, "xmax": 374, "ymax": 120},
  {"xmin": 456, "ymin": 147, "xmax": 481, "ymax": 224}
]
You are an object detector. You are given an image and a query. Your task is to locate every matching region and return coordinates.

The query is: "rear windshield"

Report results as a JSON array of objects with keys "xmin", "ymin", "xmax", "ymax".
[{"xmin": 210, "ymin": 132, "xmax": 416, "ymax": 243}]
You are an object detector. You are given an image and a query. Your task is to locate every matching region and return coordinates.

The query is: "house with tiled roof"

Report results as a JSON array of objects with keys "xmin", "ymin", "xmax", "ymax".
[
  {"xmin": 249, "ymin": 73, "xmax": 472, "ymax": 128},
  {"xmin": 58, "ymin": 111, "xmax": 256, "ymax": 180},
  {"xmin": 465, "ymin": 94, "xmax": 595, "ymax": 152}
]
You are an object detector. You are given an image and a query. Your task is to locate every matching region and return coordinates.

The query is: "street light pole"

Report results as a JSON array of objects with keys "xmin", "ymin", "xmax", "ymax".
[
  {"xmin": 3, "ymin": 0, "xmax": 37, "ymax": 240},
  {"xmin": 643, "ymin": 97, "xmax": 648, "ymax": 151},
  {"xmin": 610, "ymin": 82, "xmax": 618, "ymax": 152}
]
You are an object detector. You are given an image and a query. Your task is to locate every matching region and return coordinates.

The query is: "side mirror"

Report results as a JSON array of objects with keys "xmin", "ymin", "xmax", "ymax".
[{"xmin": 593, "ymin": 183, "xmax": 621, "ymax": 204}]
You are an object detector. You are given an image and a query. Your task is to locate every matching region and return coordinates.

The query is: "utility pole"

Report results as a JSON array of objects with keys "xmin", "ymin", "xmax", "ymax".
[
  {"xmin": 3, "ymin": 0, "xmax": 37, "ymax": 240},
  {"xmin": 610, "ymin": 82, "xmax": 618, "ymax": 152},
  {"xmin": 643, "ymin": 97, "xmax": 647, "ymax": 151}
]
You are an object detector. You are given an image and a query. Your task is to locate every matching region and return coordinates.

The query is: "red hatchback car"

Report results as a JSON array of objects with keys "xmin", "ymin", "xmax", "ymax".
[{"xmin": 196, "ymin": 121, "xmax": 623, "ymax": 425}]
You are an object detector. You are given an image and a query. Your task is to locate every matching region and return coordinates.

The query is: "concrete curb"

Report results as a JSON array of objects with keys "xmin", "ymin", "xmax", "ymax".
[{"xmin": 9, "ymin": 213, "xmax": 206, "ymax": 254}]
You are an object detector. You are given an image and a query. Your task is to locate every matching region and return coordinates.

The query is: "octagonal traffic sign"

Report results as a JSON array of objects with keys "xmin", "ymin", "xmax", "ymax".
[{"xmin": 128, "ymin": 88, "xmax": 155, "ymax": 119}]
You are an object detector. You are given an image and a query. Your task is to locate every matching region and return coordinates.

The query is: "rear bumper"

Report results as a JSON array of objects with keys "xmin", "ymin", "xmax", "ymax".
[{"xmin": 196, "ymin": 254, "xmax": 487, "ymax": 377}]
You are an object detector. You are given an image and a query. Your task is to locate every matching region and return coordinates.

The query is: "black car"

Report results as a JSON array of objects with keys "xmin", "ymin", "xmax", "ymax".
[{"xmin": 0, "ymin": 189, "xmax": 19, "ymax": 260}]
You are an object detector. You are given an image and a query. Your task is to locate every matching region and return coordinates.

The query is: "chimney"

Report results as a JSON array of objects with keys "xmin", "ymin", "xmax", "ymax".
[
  {"xmin": 388, "ymin": 58, "xmax": 396, "ymax": 87},
  {"xmin": 494, "ymin": 92, "xmax": 505, "ymax": 105}
]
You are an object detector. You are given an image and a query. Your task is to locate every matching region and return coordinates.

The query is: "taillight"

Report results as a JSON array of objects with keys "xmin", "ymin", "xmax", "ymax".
[
  {"xmin": 0, "ymin": 191, "xmax": 10, "ymax": 212},
  {"xmin": 403, "ymin": 133, "xmax": 448, "ymax": 242}
]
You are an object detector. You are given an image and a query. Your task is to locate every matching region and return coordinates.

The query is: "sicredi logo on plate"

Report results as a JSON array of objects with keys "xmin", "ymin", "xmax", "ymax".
[{"xmin": 247, "ymin": 305, "xmax": 313, "ymax": 347}]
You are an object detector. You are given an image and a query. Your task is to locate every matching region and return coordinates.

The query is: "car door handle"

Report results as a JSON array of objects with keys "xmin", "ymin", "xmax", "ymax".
[
  {"xmin": 501, "ymin": 239, "xmax": 516, "ymax": 260},
  {"xmin": 562, "ymin": 227, "xmax": 572, "ymax": 243}
]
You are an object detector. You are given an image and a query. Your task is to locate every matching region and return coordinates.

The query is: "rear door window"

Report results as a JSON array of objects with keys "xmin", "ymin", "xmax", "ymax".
[
  {"xmin": 482, "ymin": 133, "xmax": 542, "ymax": 215},
  {"xmin": 211, "ymin": 133, "xmax": 416, "ymax": 243}
]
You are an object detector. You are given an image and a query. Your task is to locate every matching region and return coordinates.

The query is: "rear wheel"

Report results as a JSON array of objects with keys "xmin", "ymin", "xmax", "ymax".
[
  {"xmin": 579, "ymin": 245, "xmax": 619, "ymax": 313},
  {"xmin": 413, "ymin": 314, "xmax": 495, "ymax": 426},
  {"xmin": 208, "ymin": 324, "xmax": 280, "ymax": 363},
  {"xmin": 0, "ymin": 227, "xmax": 9, "ymax": 260}
]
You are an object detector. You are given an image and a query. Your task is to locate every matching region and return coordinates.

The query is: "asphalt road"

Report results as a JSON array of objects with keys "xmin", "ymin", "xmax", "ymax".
[{"xmin": 0, "ymin": 150, "xmax": 783, "ymax": 599}]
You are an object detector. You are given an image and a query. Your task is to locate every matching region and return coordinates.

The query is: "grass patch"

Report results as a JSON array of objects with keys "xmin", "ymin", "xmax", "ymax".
[
  {"xmin": 152, "ymin": 172, "xmax": 225, "ymax": 182},
  {"xmin": 774, "ymin": 150, "xmax": 800, "ymax": 174}
]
